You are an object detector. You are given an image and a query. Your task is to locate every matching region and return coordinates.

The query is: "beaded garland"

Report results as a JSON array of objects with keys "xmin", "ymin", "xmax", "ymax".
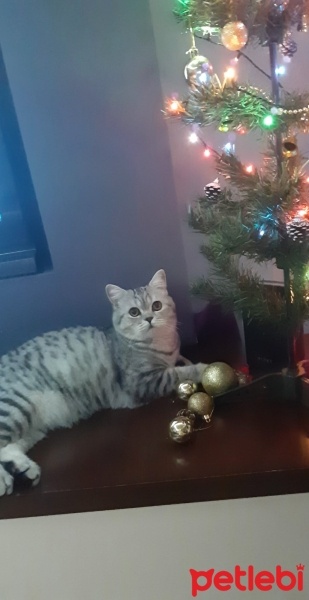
[{"xmin": 237, "ymin": 85, "xmax": 309, "ymax": 117}]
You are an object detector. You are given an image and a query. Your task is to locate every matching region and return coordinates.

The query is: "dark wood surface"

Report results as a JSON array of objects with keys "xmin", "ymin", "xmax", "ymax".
[{"xmin": 1, "ymin": 372, "xmax": 309, "ymax": 520}]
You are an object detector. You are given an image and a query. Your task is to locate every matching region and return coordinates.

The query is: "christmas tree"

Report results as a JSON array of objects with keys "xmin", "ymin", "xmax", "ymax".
[{"xmin": 165, "ymin": 0, "xmax": 309, "ymax": 372}]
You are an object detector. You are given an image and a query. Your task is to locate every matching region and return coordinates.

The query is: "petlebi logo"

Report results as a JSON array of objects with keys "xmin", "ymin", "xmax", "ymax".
[{"xmin": 190, "ymin": 564, "xmax": 305, "ymax": 596}]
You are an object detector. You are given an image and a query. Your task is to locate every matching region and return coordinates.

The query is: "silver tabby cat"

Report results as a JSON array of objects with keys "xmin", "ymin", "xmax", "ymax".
[{"xmin": 0, "ymin": 270, "xmax": 207, "ymax": 496}]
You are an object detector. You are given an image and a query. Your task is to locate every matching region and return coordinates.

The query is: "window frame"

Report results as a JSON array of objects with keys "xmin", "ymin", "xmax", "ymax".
[{"xmin": 0, "ymin": 45, "xmax": 52, "ymax": 279}]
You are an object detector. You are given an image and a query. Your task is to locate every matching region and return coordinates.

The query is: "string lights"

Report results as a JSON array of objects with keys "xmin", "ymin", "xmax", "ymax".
[
  {"xmin": 164, "ymin": 24, "xmax": 309, "ymax": 185},
  {"xmin": 168, "ymin": 0, "xmax": 309, "ymax": 335}
]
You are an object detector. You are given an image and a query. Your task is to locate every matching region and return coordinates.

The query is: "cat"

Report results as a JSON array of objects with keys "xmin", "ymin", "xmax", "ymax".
[{"xmin": 0, "ymin": 269, "xmax": 207, "ymax": 496}]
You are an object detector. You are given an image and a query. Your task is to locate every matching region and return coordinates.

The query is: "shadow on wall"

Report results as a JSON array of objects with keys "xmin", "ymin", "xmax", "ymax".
[{"xmin": 192, "ymin": 303, "xmax": 242, "ymax": 365}]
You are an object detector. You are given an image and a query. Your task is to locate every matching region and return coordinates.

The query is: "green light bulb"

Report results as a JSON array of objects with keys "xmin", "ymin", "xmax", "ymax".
[{"xmin": 262, "ymin": 114, "xmax": 275, "ymax": 128}]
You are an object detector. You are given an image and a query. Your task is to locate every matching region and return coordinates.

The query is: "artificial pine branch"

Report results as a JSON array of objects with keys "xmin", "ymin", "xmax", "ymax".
[
  {"xmin": 190, "ymin": 271, "xmax": 288, "ymax": 325},
  {"xmin": 181, "ymin": 84, "xmax": 309, "ymax": 134},
  {"xmin": 174, "ymin": 0, "xmax": 306, "ymax": 46},
  {"xmin": 169, "ymin": 0, "xmax": 309, "ymax": 343},
  {"xmin": 188, "ymin": 143, "xmax": 309, "ymax": 327}
]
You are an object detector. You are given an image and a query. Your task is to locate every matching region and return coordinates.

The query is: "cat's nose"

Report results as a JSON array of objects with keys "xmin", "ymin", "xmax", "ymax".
[{"xmin": 145, "ymin": 317, "xmax": 153, "ymax": 324}]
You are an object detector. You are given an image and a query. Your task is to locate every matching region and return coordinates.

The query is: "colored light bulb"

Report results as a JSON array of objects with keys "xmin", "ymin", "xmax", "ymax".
[
  {"xmin": 223, "ymin": 142, "xmax": 235, "ymax": 154},
  {"xmin": 275, "ymin": 65, "xmax": 286, "ymax": 76},
  {"xmin": 224, "ymin": 67, "xmax": 236, "ymax": 79},
  {"xmin": 297, "ymin": 208, "xmax": 308, "ymax": 217},
  {"xmin": 262, "ymin": 114, "xmax": 276, "ymax": 129},
  {"xmin": 170, "ymin": 100, "xmax": 180, "ymax": 111},
  {"xmin": 189, "ymin": 132, "xmax": 199, "ymax": 143}
]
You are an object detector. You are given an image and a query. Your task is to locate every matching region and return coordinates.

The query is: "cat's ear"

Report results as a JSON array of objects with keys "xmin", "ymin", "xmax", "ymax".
[
  {"xmin": 148, "ymin": 269, "xmax": 167, "ymax": 291},
  {"xmin": 105, "ymin": 284, "xmax": 125, "ymax": 305}
]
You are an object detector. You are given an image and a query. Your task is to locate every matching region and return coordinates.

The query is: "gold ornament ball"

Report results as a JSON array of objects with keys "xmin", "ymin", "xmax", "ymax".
[
  {"xmin": 202, "ymin": 362, "xmax": 238, "ymax": 396},
  {"xmin": 221, "ymin": 21, "xmax": 248, "ymax": 51},
  {"xmin": 177, "ymin": 379, "xmax": 198, "ymax": 400},
  {"xmin": 169, "ymin": 415, "xmax": 194, "ymax": 443},
  {"xmin": 188, "ymin": 392, "xmax": 214, "ymax": 422}
]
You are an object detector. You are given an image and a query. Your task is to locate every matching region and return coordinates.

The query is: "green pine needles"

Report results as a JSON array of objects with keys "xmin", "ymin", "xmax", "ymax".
[
  {"xmin": 174, "ymin": 0, "xmax": 306, "ymax": 46},
  {"xmin": 183, "ymin": 82, "xmax": 309, "ymax": 135},
  {"xmin": 167, "ymin": 0, "xmax": 309, "ymax": 335},
  {"xmin": 188, "ymin": 151, "xmax": 309, "ymax": 329}
]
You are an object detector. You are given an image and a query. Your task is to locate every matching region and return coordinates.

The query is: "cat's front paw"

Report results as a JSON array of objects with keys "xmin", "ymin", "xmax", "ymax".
[
  {"xmin": 2, "ymin": 456, "xmax": 41, "ymax": 488},
  {"xmin": 175, "ymin": 362, "xmax": 209, "ymax": 386},
  {"xmin": 0, "ymin": 464, "xmax": 14, "ymax": 496}
]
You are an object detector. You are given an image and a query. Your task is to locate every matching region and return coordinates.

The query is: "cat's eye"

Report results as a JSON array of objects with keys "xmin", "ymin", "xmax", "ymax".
[
  {"xmin": 129, "ymin": 307, "xmax": 141, "ymax": 317},
  {"xmin": 152, "ymin": 301, "xmax": 162, "ymax": 311}
]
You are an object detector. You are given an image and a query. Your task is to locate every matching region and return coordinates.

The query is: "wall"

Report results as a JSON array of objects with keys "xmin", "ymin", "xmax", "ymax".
[
  {"xmin": 0, "ymin": 493, "xmax": 307, "ymax": 599},
  {"xmin": 0, "ymin": 0, "xmax": 195, "ymax": 354}
]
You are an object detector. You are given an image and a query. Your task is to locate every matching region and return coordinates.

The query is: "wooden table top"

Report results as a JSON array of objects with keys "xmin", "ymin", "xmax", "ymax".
[{"xmin": 1, "ymin": 372, "xmax": 309, "ymax": 520}]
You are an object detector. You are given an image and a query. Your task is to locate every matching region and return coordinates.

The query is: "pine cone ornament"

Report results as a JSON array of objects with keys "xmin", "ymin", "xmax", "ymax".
[
  {"xmin": 280, "ymin": 32, "xmax": 297, "ymax": 58},
  {"xmin": 204, "ymin": 178, "xmax": 221, "ymax": 202},
  {"xmin": 286, "ymin": 218, "xmax": 309, "ymax": 243}
]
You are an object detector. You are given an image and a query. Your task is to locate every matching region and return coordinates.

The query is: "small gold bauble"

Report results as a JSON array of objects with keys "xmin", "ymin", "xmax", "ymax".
[
  {"xmin": 221, "ymin": 21, "xmax": 248, "ymax": 51},
  {"xmin": 202, "ymin": 362, "xmax": 238, "ymax": 396},
  {"xmin": 188, "ymin": 392, "xmax": 214, "ymax": 422},
  {"xmin": 177, "ymin": 379, "xmax": 198, "ymax": 400},
  {"xmin": 169, "ymin": 415, "xmax": 194, "ymax": 443}
]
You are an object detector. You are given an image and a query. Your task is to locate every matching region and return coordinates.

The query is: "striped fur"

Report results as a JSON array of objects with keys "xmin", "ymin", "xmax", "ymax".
[{"xmin": 0, "ymin": 270, "xmax": 207, "ymax": 495}]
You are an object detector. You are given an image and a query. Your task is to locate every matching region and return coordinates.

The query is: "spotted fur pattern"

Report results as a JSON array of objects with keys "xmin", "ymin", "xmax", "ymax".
[{"xmin": 0, "ymin": 270, "xmax": 207, "ymax": 495}]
